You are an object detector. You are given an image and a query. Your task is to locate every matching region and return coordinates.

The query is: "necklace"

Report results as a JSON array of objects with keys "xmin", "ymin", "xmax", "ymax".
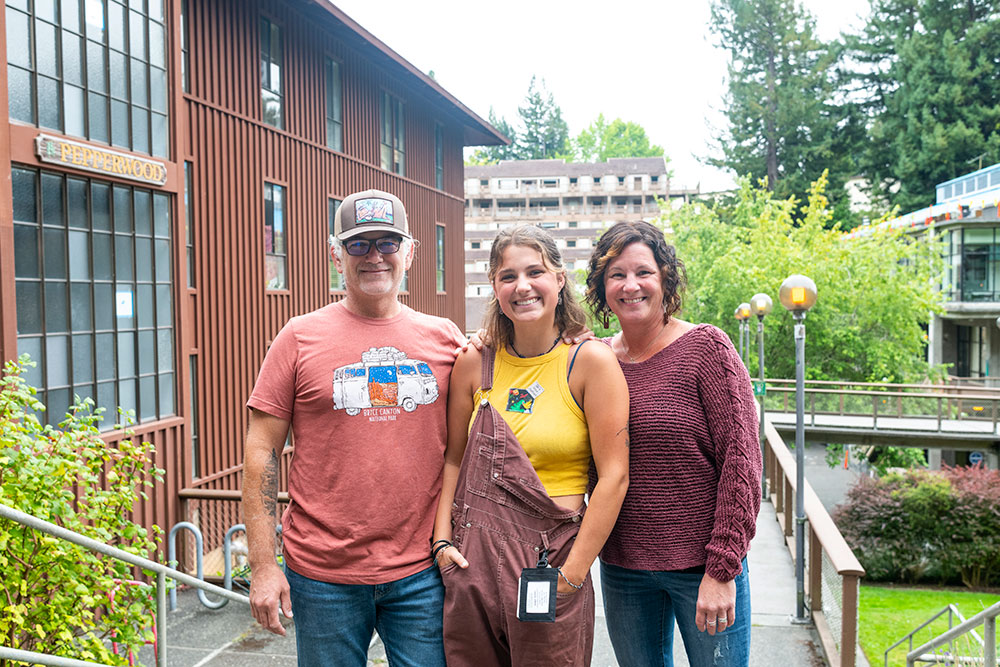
[
  {"xmin": 511, "ymin": 335, "xmax": 562, "ymax": 358},
  {"xmin": 622, "ymin": 320, "xmax": 668, "ymax": 363}
]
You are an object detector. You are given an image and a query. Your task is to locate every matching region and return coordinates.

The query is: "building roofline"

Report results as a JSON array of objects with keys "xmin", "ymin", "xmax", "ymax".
[{"xmin": 308, "ymin": 1, "xmax": 508, "ymax": 148}]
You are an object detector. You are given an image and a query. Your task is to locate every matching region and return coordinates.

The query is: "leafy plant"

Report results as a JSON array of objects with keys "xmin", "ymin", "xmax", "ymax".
[
  {"xmin": 0, "ymin": 355, "xmax": 164, "ymax": 664},
  {"xmin": 834, "ymin": 466, "xmax": 1000, "ymax": 587}
]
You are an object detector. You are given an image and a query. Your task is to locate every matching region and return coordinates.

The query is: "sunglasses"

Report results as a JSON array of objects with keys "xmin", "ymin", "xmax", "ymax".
[{"xmin": 344, "ymin": 236, "xmax": 403, "ymax": 256}]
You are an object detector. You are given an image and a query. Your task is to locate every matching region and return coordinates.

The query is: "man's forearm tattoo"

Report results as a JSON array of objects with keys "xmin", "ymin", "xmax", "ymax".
[{"xmin": 262, "ymin": 449, "xmax": 278, "ymax": 518}]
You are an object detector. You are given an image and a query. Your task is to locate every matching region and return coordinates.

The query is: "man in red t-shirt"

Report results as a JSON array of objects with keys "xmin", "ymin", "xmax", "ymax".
[{"xmin": 243, "ymin": 189, "xmax": 464, "ymax": 666}]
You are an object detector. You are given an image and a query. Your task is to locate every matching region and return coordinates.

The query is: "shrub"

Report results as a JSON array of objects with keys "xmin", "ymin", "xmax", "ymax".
[
  {"xmin": 834, "ymin": 466, "xmax": 1000, "ymax": 588},
  {"xmin": 0, "ymin": 355, "xmax": 164, "ymax": 664}
]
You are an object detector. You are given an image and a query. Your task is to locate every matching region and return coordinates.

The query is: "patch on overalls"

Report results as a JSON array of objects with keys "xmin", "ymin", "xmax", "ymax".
[{"xmin": 507, "ymin": 388, "xmax": 535, "ymax": 414}]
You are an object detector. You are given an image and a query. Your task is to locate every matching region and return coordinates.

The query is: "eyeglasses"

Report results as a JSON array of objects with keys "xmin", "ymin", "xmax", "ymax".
[{"xmin": 344, "ymin": 236, "xmax": 403, "ymax": 256}]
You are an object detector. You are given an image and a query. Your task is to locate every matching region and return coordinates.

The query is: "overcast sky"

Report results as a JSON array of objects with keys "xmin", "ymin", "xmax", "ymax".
[{"xmin": 332, "ymin": 0, "xmax": 871, "ymax": 192}]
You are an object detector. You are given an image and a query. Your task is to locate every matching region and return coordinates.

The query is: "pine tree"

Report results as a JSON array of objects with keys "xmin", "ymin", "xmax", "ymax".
[
  {"xmin": 708, "ymin": 0, "xmax": 850, "ymax": 221},
  {"xmin": 515, "ymin": 76, "xmax": 569, "ymax": 160},
  {"xmin": 846, "ymin": 0, "xmax": 1000, "ymax": 211}
]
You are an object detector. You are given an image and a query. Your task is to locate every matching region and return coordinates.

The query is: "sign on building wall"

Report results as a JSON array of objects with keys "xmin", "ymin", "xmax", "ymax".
[{"xmin": 35, "ymin": 134, "xmax": 168, "ymax": 186}]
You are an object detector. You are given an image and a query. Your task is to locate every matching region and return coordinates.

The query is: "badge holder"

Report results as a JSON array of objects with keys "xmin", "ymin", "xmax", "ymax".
[{"xmin": 516, "ymin": 549, "xmax": 557, "ymax": 623}]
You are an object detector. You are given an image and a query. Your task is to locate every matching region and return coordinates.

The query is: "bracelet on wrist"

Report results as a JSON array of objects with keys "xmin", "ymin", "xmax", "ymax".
[
  {"xmin": 556, "ymin": 567, "xmax": 584, "ymax": 590},
  {"xmin": 431, "ymin": 540, "xmax": 453, "ymax": 562}
]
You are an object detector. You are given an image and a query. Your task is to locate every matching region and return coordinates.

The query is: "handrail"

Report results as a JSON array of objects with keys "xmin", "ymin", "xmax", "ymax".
[
  {"xmin": 763, "ymin": 418, "xmax": 865, "ymax": 667},
  {"xmin": 766, "ymin": 378, "xmax": 1000, "ymax": 393},
  {"xmin": 906, "ymin": 600, "xmax": 1000, "ymax": 667},
  {"xmin": 765, "ymin": 421, "xmax": 865, "ymax": 576},
  {"xmin": 765, "ymin": 386, "xmax": 1000, "ymax": 401},
  {"xmin": 884, "ymin": 605, "xmax": 980, "ymax": 666},
  {"xmin": 0, "ymin": 502, "xmax": 250, "ymax": 667}
]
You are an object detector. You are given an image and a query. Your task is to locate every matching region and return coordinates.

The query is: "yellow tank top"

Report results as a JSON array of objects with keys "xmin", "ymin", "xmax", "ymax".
[{"xmin": 471, "ymin": 344, "xmax": 591, "ymax": 496}]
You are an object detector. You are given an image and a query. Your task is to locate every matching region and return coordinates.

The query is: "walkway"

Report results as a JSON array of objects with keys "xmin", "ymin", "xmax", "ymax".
[{"xmin": 137, "ymin": 499, "xmax": 828, "ymax": 666}]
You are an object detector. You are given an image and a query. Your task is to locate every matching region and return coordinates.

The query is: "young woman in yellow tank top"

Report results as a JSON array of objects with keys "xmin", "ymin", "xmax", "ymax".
[{"xmin": 432, "ymin": 224, "xmax": 630, "ymax": 666}]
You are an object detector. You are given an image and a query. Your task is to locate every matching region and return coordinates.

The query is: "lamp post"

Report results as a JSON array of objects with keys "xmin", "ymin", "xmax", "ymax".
[
  {"xmin": 779, "ymin": 274, "xmax": 817, "ymax": 624},
  {"xmin": 736, "ymin": 302, "xmax": 751, "ymax": 367},
  {"xmin": 751, "ymin": 293, "xmax": 772, "ymax": 500}
]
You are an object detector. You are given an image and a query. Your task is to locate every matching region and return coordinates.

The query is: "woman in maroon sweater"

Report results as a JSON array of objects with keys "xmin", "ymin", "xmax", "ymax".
[{"xmin": 585, "ymin": 220, "xmax": 761, "ymax": 666}]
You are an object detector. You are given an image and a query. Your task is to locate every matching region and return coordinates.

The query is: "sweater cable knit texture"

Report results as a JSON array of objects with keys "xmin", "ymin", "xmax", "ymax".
[{"xmin": 600, "ymin": 324, "xmax": 762, "ymax": 582}]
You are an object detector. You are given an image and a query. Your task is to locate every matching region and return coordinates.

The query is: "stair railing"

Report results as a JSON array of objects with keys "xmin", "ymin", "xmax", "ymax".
[
  {"xmin": 905, "ymin": 600, "xmax": 999, "ymax": 667},
  {"xmin": 884, "ymin": 605, "xmax": 982, "ymax": 666},
  {"xmin": 0, "ymin": 502, "xmax": 250, "ymax": 667}
]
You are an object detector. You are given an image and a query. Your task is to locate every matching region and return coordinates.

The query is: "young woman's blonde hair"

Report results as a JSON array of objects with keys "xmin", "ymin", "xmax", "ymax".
[{"xmin": 482, "ymin": 224, "xmax": 588, "ymax": 352}]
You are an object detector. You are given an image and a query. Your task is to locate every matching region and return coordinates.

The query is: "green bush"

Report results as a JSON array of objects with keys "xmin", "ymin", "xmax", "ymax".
[
  {"xmin": 834, "ymin": 466, "xmax": 1000, "ymax": 588},
  {"xmin": 0, "ymin": 355, "xmax": 164, "ymax": 664}
]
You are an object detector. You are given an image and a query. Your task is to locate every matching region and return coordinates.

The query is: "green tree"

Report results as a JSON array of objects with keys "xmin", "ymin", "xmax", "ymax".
[
  {"xmin": 573, "ymin": 113, "xmax": 668, "ymax": 163},
  {"xmin": 514, "ymin": 76, "xmax": 569, "ymax": 160},
  {"xmin": 467, "ymin": 107, "xmax": 519, "ymax": 165},
  {"xmin": 845, "ymin": 0, "xmax": 1000, "ymax": 211},
  {"xmin": 708, "ymin": 0, "xmax": 854, "ymax": 223},
  {"xmin": 0, "ymin": 356, "xmax": 163, "ymax": 664},
  {"xmin": 660, "ymin": 172, "xmax": 942, "ymax": 383}
]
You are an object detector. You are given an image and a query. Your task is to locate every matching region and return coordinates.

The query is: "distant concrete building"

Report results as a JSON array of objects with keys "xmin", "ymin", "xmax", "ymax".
[{"xmin": 463, "ymin": 157, "xmax": 697, "ymax": 329}]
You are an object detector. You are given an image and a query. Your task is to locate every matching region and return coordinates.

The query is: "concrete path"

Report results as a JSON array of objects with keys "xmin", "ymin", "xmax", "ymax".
[{"xmin": 142, "ymin": 496, "xmax": 829, "ymax": 666}]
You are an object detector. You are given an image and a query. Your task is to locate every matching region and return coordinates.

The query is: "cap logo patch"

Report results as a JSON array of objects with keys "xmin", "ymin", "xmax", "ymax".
[{"xmin": 355, "ymin": 198, "xmax": 393, "ymax": 226}]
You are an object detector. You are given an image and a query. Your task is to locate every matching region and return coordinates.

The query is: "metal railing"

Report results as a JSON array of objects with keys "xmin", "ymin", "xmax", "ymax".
[
  {"xmin": 763, "ymin": 419, "xmax": 866, "ymax": 666},
  {"xmin": 0, "ymin": 502, "xmax": 250, "ymax": 667},
  {"xmin": 764, "ymin": 378, "xmax": 1000, "ymax": 433},
  {"xmin": 905, "ymin": 601, "xmax": 999, "ymax": 667},
  {"xmin": 884, "ymin": 604, "xmax": 983, "ymax": 665}
]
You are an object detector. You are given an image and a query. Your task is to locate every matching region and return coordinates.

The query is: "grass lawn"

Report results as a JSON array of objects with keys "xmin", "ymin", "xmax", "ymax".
[{"xmin": 860, "ymin": 584, "xmax": 1000, "ymax": 667}]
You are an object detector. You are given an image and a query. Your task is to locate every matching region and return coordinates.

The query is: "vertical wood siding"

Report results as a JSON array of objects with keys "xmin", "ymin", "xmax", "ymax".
[
  {"xmin": 0, "ymin": 0, "xmax": 474, "ymax": 559},
  {"xmin": 181, "ymin": 0, "xmax": 467, "ymax": 533}
]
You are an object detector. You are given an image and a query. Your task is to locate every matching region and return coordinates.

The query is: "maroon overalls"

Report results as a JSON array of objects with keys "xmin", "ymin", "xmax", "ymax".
[{"xmin": 442, "ymin": 347, "xmax": 594, "ymax": 666}]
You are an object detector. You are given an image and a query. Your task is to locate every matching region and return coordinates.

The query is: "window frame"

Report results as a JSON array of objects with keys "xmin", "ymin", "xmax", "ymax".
[
  {"xmin": 260, "ymin": 17, "xmax": 284, "ymax": 129},
  {"xmin": 380, "ymin": 91, "xmax": 405, "ymax": 175},
  {"xmin": 325, "ymin": 57, "xmax": 343, "ymax": 152},
  {"xmin": 263, "ymin": 181, "xmax": 288, "ymax": 291},
  {"xmin": 434, "ymin": 123, "xmax": 444, "ymax": 190},
  {"xmin": 436, "ymin": 223, "xmax": 446, "ymax": 293},
  {"xmin": 328, "ymin": 196, "xmax": 343, "ymax": 292}
]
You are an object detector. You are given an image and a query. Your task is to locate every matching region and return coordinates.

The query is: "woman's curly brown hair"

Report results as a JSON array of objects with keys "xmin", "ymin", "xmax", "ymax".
[{"xmin": 585, "ymin": 220, "xmax": 687, "ymax": 328}]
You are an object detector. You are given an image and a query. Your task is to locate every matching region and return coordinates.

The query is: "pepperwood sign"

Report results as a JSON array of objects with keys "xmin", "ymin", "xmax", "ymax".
[{"xmin": 34, "ymin": 134, "xmax": 168, "ymax": 186}]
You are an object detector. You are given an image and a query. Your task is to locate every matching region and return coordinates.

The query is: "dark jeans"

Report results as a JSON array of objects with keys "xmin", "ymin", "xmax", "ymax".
[
  {"xmin": 285, "ymin": 563, "xmax": 446, "ymax": 667},
  {"xmin": 600, "ymin": 559, "xmax": 752, "ymax": 667}
]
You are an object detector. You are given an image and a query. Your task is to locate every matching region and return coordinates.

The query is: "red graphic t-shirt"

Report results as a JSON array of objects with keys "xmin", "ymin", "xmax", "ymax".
[{"xmin": 247, "ymin": 301, "xmax": 464, "ymax": 584}]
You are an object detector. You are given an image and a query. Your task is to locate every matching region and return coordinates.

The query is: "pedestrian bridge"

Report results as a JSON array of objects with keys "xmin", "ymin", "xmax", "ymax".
[{"xmin": 762, "ymin": 379, "xmax": 1000, "ymax": 452}]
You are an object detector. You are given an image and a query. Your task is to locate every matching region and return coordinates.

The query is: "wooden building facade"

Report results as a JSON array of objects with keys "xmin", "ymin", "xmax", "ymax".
[{"xmin": 0, "ymin": 0, "xmax": 504, "ymax": 551}]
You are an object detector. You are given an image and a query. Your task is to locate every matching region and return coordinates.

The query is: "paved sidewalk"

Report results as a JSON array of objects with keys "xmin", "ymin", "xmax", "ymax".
[{"xmin": 144, "ymin": 499, "xmax": 829, "ymax": 666}]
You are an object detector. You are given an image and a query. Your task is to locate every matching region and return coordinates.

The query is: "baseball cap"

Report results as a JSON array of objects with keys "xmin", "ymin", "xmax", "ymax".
[{"xmin": 334, "ymin": 189, "xmax": 411, "ymax": 241}]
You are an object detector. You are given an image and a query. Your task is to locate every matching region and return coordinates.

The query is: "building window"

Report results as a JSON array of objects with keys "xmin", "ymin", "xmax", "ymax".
[
  {"xmin": 380, "ymin": 91, "xmax": 405, "ymax": 175},
  {"xmin": 435, "ymin": 123, "xmax": 444, "ymax": 190},
  {"xmin": 325, "ymin": 58, "xmax": 342, "ymax": 151},
  {"xmin": 189, "ymin": 355, "xmax": 199, "ymax": 479},
  {"xmin": 956, "ymin": 325, "xmax": 987, "ymax": 378},
  {"xmin": 264, "ymin": 183, "xmax": 286, "ymax": 290},
  {"xmin": 260, "ymin": 18, "xmax": 283, "ymax": 129},
  {"xmin": 181, "ymin": 0, "xmax": 190, "ymax": 93},
  {"xmin": 184, "ymin": 161, "xmax": 194, "ymax": 287},
  {"xmin": 480, "ymin": 179, "xmax": 488, "ymax": 187},
  {"xmin": 436, "ymin": 224, "xmax": 445, "ymax": 292},
  {"xmin": 568, "ymin": 221, "xmax": 578, "ymax": 228},
  {"xmin": 328, "ymin": 197, "xmax": 343, "ymax": 290},
  {"xmin": 470, "ymin": 241, "xmax": 481, "ymax": 249},
  {"xmin": 567, "ymin": 240, "xmax": 576, "ymax": 248},
  {"xmin": 13, "ymin": 166, "xmax": 175, "ymax": 429},
  {"xmin": 6, "ymin": 0, "xmax": 169, "ymax": 157}
]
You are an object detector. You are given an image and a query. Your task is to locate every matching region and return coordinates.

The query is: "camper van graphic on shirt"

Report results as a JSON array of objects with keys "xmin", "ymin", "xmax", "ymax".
[{"xmin": 332, "ymin": 346, "xmax": 439, "ymax": 416}]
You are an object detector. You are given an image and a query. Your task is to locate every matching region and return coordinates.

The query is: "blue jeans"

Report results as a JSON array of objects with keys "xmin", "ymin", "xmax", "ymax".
[
  {"xmin": 600, "ymin": 559, "xmax": 751, "ymax": 667},
  {"xmin": 285, "ymin": 563, "xmax": 446, "ymax": 667}
]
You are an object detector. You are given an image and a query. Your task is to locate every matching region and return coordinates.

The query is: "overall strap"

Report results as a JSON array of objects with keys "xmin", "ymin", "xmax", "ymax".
[{"xmin": 480, "ymin": 346, "xmax": 496, "ymax": 392}]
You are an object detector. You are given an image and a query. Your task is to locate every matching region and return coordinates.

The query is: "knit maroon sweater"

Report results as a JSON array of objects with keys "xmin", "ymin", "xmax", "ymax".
[{"xmin": 600, "ymin": 324, "xmax": 762, "ymax": 582}]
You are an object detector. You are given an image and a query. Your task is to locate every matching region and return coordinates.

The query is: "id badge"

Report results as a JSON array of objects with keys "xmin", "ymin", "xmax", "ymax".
[{"xmin": 516, "ymin": 566, "xmax": 558, "ymax": 622}]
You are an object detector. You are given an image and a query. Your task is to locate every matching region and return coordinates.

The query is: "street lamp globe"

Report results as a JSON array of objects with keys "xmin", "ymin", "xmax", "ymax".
[
  {"xmin": 779, "ymin": 275, "xmax": 818, "ymax": 313},
  {"xmin": 750, "ymin": 293, "xmax": 773, "ymax": 318},
  {"xmin": 737, "ymin": 302, "xmax": 751, "ymax": 320}
]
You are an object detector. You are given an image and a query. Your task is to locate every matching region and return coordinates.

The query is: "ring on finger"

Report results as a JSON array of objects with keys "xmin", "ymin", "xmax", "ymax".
[
  {"xmin": 706, "ymin": 619, "xmax": 717, "ymax": 626},
  {"xmin": 717, "ymin": 617, "xmax": 728, "ymax": 625}
]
